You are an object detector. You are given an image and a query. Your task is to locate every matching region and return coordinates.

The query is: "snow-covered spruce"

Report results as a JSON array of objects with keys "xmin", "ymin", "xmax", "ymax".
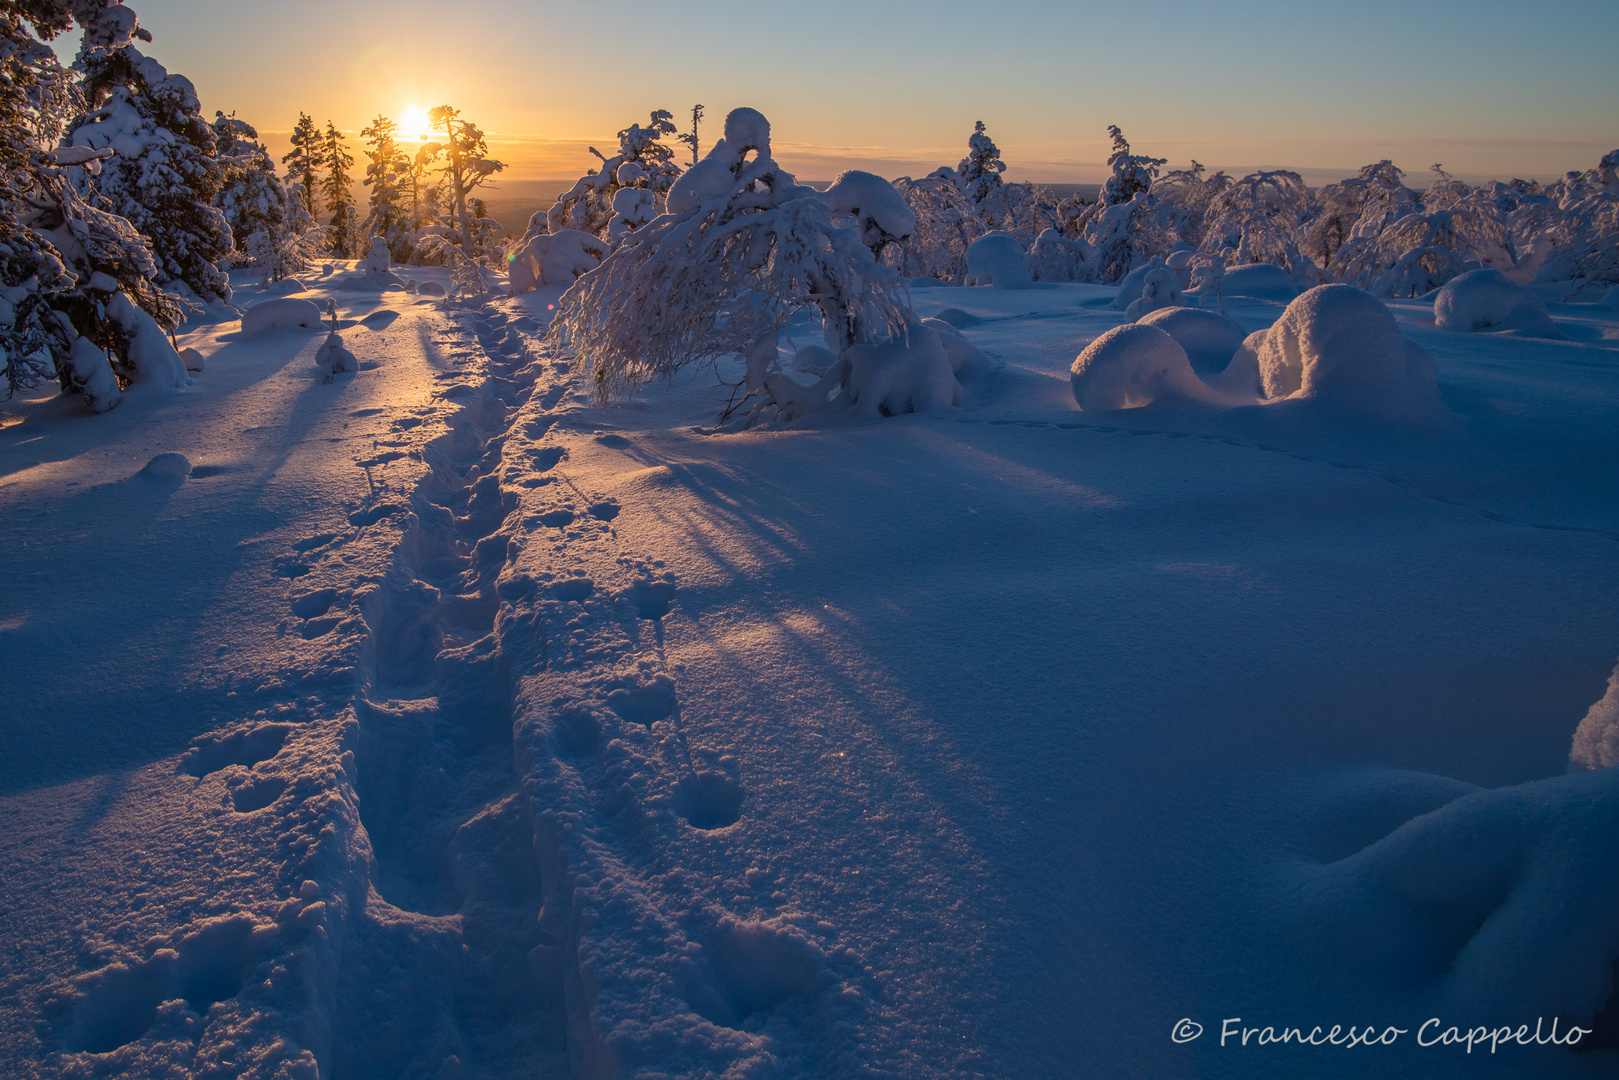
[
  {"xmin": 1069, "ymin": 324, "xmax": 1218, "ymax": 410},
  {"xmin": 68, "ymin": 35, "xmax": 235, "ymax": 303},
  {"xmin": 507, "ymin": 230, "xmax": 609, "ymax": 294},
  {"xmin": 551, "ymin": 108, "xmax": 971, "ymax": 424},
  {"xmin": 547, "ymin": 109, "xmax": 681, "ymax": 241},
  {"xmin": 1123, "ymin": 264, "xmax": 1183, "ymax": 320},
  {"xmin": 1254, "ymin": 283, "xmax": 1443, "ymax": 422},
  {"xmin": 1433, "ymin": 268, "xmax": 1558, "ymax": 335},
  {"xmin": 822, "ymin": 170, "xmax": 916, "ymax": 261}
]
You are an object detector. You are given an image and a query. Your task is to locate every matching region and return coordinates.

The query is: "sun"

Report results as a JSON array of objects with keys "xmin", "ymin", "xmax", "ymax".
[{"xmin": 399, "ymin": 106, "xmax": 431, "ymax": 140}]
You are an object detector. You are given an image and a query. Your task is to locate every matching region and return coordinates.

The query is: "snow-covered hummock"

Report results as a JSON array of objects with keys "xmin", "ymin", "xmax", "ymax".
[
  {"xmin": 1223, "ymin": 263, "xmax": 1300, "ymax": 300},
  {"xmin": 1069, "ymin": 323, "xmax": 1218, "ymax": 410},
  {"xmin": 965, "ymin": 234, "xmax": 1032, "ymax": 289},
  {"xmin": 1570, "ymin": 659, "xmax": 1619, "ymax": 770},
  {"xmin": 1256, "ymin": 284, "xmax": 1443, "ymax": 422},
  {"xmin": 843, "ymin": 325, "xmax": 960, "ymax": 419},
  {"xmin": 1123, "ymin": 265, "xmax": 1183, "ymax": 320},
  {"xmin": 508, "ymin": 230, "xmax": 610, "ymax": 294},
  {"xmin": 1434, "ymin": 268, "xmax": 1558, "ymax": 335},
  {"xmin": 241, "ymin": 298, "xmax": 324, "ymax": 335},
  {"xmin": 106, "ymin": 292, "xmax": 189, "ymax": 389},
  {"xmin": 1134, "ymin": 306, "xmax": 1247, "ymax": 374}
]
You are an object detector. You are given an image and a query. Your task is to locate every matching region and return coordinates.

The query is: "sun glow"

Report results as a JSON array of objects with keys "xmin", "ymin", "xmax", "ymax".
[{"xmin": 399, "ymin": 106, "xmax": 431, "ymax": 141}]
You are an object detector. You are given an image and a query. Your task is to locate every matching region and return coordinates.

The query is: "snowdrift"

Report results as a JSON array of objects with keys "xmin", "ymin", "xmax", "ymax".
[
  {"xmin": 241, "ymin": 298, "xmax": 324, "ymax": 335},
  {"xmin": 1434, "ymin": 268, "xmax": 1558, "ymax": 335},
  {"xmin": 1570, "ymin": 659, "xmax": 1619, "ymax": 771}
]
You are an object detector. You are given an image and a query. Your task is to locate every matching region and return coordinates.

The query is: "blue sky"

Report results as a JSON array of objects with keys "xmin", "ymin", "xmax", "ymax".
[{"xmin": 60, "ymin": 0, "xmax": 1619, "ymax": 184}]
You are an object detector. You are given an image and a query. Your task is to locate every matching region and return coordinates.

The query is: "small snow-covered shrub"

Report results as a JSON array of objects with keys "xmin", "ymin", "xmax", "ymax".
[
  {"xmin": 1433, "ymin": 269, "xmax": 1556, "ymax": 334},
  {"xmin": 1112, "ymin": 258, "xmax": 1164, "ymax": 310},
  {"xmin": 242, "ymin": 298, "xmax": 323, "ymax": 334},
  {"xmin": 358, "ymin": 235, "xmax": 391, "ymax": 274},
  {"xmin": 1124, "ymin": 266, "xmax": 1183, "ymax": 320},
  {"xmin": 508, "ymin": 230, "xmax": 610, "ymax": 294},
  {"xmin": 1223, "ymin": 264, "xmax": 1298, "ymax": 301},
  {"xmin": 1570, "ymin": 658, "xmax": 1619, "ymax": 771},
  {"xmin": 1255, "ymin": 284, "xmax": 1442, "ymax": 422},
  {"xmin": 1028, "ymin": 228, "xmax": 1086, "ymax": 282},
  {"xmin": 1069, "ymin": 324, "xmax": 1212, "ymax": 410},
  {"xmin": 965, "ymin": 234, "xmax": 1032, "ymax": 289},
  {"xmin": 1134, "ymin": 307, "xmax": 1247, "ymax": 373},
  {"xmin": 550, "ymin": 107, "xmax": 915, "ymax": 422},
  {"xmin": 843, "ymin": 326, "xmax": 960, "ymax": 419}
]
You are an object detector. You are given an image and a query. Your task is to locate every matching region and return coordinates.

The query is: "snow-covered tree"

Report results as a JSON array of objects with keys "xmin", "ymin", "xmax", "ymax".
[
  {"xmin": 547, "ymin": 109, "xmax": 680, "ymax": 240},
  {"xmin": 282, "ymin": 112, "xmax": 320, "ymax": 218},
  {"xmin": 68, "ymin": 30, "xmax": 234, "ymax": 302},
  {"xmin": 319, "ymin": 119, "xmax": 356, "ymax": 257},
  {"xmin": 1058, "ymin": 126, "xmax": 1172, "ymax": 283},
  {"xmin": 1535, "ymin": 149, "xmax": 1619, "ymax": 290},
  {"xmin": 359, "ymin": 113, "xmax": 410, "ymax": 260},
  {"xmin": 885, "ymin": 173, "xmax": 988, "ymax": 283},
  {"xmin": 210, "ymin": 110, "xmax": 289, "ymax": 263},
  {"xmin": 957, "ymin": 120, "xmax": 1005, "ymax": 203},
  {"xmin": 412, "ymin": 105, "xmax": 503, "ymax": 260},
  {"xmin": 677, "ymin": 103, "xmax": 703, "ymax": 166},
  {"xmin": 1199, "ymin": 170, "xmax": 1321, "ymax": 284},
  {"xmin": 551, "ymin": 107, "xmax": 918, "ymax": 421},
  {"xmin": 2, "ymin": 0, "xmax": 191, "ymax": 411},
  {"xmin": 1100, "ymin": 125, "xmax": 1165, "ymax": 207},
  {"xmin": 1314, "ymin": 161, "xmax": 1418, "ymax": 281}
]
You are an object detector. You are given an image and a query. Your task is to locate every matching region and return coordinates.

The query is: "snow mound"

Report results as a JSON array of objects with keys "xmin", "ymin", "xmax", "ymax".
[
  {"xmin": 261, "ymin": 278, "xmax": 308, "ymax": 296},
  {"xmin": 1209, "ymin": 328, "xmax": 1267, "ymax": 397},
  {"xmin": 241, "ymin": 298, "xmax": 323, "ymax": 335},
  {"xmin": 1570, "ymin": 659, "xmax": 1619, "ymax": 771},
  {"xmin": 1257, "ymin": 284, "xmax": 1443, "ymax": 421},
  {"xmin": 1224, "ymin": 263, "xmax": 1299, "ymax": 300},
  {"xmin": 966, "ymin": 234, "xmax": 1032, "ymax": 290},
  {"xmin": 417, "ymin": 281, "xmax": 446, "ymax": 297},
  {"xmin": 107, "ymin": 293, "xmax": 189, "ymax": 389},
  {"xmin": 844, "ymin": 326, "xmax": 961, "ymax": 418},
  {"xmin": 180, "ymin": 348, "xmax": 205, "ymax": 372},
  {"xmin": 1134, "ymin": 307, "xmax": 1247, "ymax": 373},
  {"xmin": 1069, "ymin": 324, "xmax": 1213, "ymax": 411},
  {"xmin": 139, "ymin": 452, "xmax": 190, "ymax": 480},
  {"xmin": 508, "ymin": 230, "xmax": 610, "ymax": 294},
  {"xmin": 1433, "ymin": 268, "xmax": 1558, "ymax": 335},
  {"xmin": 317, "ymin": 332, "xmax": 358, "ymax": 379}
]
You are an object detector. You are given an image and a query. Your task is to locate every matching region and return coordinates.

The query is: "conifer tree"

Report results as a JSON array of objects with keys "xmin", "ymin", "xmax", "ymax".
[
  {"xmin": 282, "ymin": 112, "xmax": 320, "ymax": 218},
  {"xmin": 417, "ymin": 105, "xmax": 503, "ymax": 253},
  {"xmin": 211, "ymin": 110, "xmax": 289, "ymax": 259},
  {"xmin": 677, "ymin": 103, "xmax": 703, "ymax": 166},
  {"xmin": 68, "ymin": 26, "xmax": 235, "ymax": 301},
  {"xmin": 320, "ymin": 119, "xmax": 355, "ymax": 256},
  {"xmin": 957, "ymin": 120, "xmax": 1005, "ymax": 203},
  {"xmin": 360, "ymin": 113, "xmax": 410, "ymax": 259}
]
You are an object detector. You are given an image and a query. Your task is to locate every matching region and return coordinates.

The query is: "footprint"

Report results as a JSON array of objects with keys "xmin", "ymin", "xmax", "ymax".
[
  {"xmin": 622, "ymin": 577, "xmax": 677, "ymax": 620},
  {"xmin": 299, "ymin": 616, "xmax": 342, "ymax": 639},
  {"xmin": 537, "ymin": 509, "xmax": 575, "ymax": 529},
  {"xmin": 292, "ymin": 533, "xmax": 338, "ymax": 552},
  {"xmin": 290, "ymin": 589, "xmax": 338, "ymax": 619},
  {"xmin": 595, "ymin": 434, "xmax": 630, "ymax": 448},
  {"xmin": 350, "ymin": 408, "xmax": 385, "ymax": 417},
  {"xmin": 188, "ymin": 465, "xmax": 229, "ymax": 478},
  {"xmin": 274, "ymin": 562, "xmax": 313, "ymax": 580},
  {"xmin": 230, "ymin": 775, "xmax": 287, "ymax": 813},
  {"xmin": 606, "ymin": 681, "xmax": 677, "ymax": 726},
  {"xmin": 181, "ymin": 724, "xmax": 291, "ymax": 778},
  {"xmin": 529, "ymin": 447, "xmax": 565, "ymax": 471},
  {"xmin": 392, "ymin": 417, "xmax": 423, "ymax": 430},
  {"xmin": 589, "ymin": 500, "xmax": 620, "ymax": 521},
  {"xmin": 674, "ymin": 773, "xmax": 744, "ymax": 830},
  {"xmin": 349, "ymin": 503, "xmax": 406, "ymax": 527},
  {"xmin": 552, "ymin": 577, "xmax": 594, "ymax": 602}
]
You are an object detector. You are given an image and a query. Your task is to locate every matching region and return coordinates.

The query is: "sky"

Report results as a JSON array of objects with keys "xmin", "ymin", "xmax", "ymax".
[{"xmin": 54, "ymin": 0, "xmax": 1619, "ymax": 186}]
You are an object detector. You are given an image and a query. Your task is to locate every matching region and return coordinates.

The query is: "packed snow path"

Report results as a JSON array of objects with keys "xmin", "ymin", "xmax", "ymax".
[{"xmin": 2, "ymin": 272, "xmax": 1618, "ymax": 1079}]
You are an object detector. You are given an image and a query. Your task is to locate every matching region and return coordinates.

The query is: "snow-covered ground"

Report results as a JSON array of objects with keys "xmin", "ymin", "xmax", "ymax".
[{"xmin": 2, "ymin": 266, "xmax": 1617, "ymax": 1079}]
